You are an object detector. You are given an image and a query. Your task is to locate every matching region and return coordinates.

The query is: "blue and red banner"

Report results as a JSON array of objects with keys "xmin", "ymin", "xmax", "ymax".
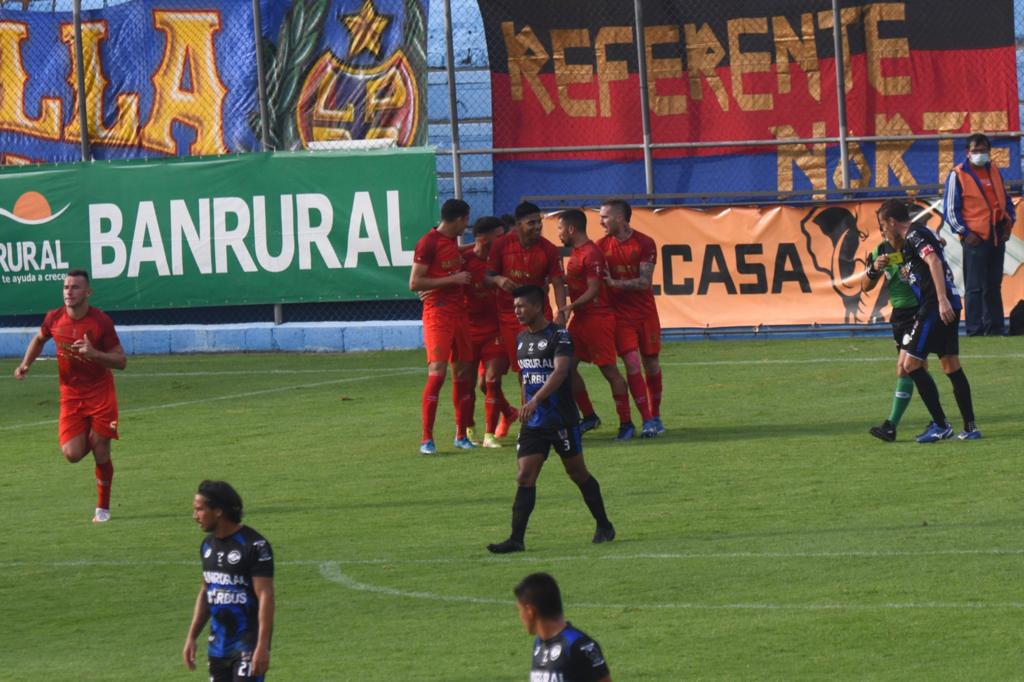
[
  {"xmin": 479, "ymin": 0, "xmax": 1020, "ymax": 206},
  {"xmin": 0, "ymin": 0, "xmax": 426, "ymax": 164}
]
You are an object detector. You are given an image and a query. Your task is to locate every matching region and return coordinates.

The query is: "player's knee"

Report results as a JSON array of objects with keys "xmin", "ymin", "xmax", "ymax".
[
  {"xmin": 621, "ymin": 352, "xmax": 642, "ymax": 374},
  {"xmin": 62, "ymin": 447, "xmax": 86, "ymax": 463},
  {"xmin": 515, "ymin": 471, "xmax": 538, "ymax": 487}
]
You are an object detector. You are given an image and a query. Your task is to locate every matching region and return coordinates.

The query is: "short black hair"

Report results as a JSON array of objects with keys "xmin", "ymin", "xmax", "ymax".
[
  {"xmin": 601, "ymin": 198, "xmax": 631, "ymax": 222},
  {"xmin": 877, "ymin": 199, "xmax": 911, "ymax": 223},
  {"xmin": 514, "ymin": 572, "xmax": 563, "ymax": 618},
  {"xmin": 441, "ymin": 198, "xmax": 470, "ymax": 222},
  {"xmin": 511, "ymin": 284, "xmax": 545, "ymax": 308},
  {"xmin": 472, "ymin": 216, "xmax": 504, "ymax": 236},
  {"xmin": 966, "ymin": 133, "xmax": 991, "ymax": 151},
  {"xmin": 66, "ymin": 269, "xmax": 90, "ymax": 283},
  {"xmin": 558, "ymin": 209, "xmax": 587, "ymax": 234},
  {"xmin": 499, "ymin": 214, "xmax": 516, "ymax": 232},
  {"xmin": 197, "ymin": 480, "xmax": 244, "ymax": 523},
  {"xmin": 514, "ymin": 201, "xmax": 542, "ymax": 221}
]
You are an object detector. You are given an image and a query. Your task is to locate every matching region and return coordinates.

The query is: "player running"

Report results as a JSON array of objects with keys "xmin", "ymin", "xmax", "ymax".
[
  {"xmin": 877, "ymin": 199, "xmax": 980, "ymax": 442},
  {"xmin": 184, "ymin": 481, "xmax": 275, "ymax": 681},
  {"xmin": 487, "ymin": 286, "xmax": 615, "ymax": 554},
  {"xmin": 461, "ymin": 216, "xmax": 519, "ymax": 447},
  {"xmin": 410, "ymin": 199, "xmax": 475, "ymax": 454},
  {"xmin": 597, "ymin": 199, "xmax": 664, "ymax": 436},
  {"xmin": 486, "ymin": 201, "xmax": 567, "ymax": 379},
  {"xmin": 556, "ymin": 209, "xmax": 646, "ymax": 441},
  {"xmin": 13, "ymin": 269, "xmax": 126, "ymax": 523},
  {"xmin": 514, "ymin": 572, "xmax": 612, "ymax": 682}
]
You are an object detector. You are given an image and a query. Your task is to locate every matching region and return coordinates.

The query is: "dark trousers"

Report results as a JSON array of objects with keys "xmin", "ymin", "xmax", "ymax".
[{"xmin": 962, "ymin": 238, "xmax": 1005, "ymax": 336}]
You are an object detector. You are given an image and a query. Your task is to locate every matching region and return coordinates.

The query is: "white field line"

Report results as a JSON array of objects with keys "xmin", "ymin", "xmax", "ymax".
[
  {"xmin": 0, "ymin": 369, "xmax": 419, "ymax": 432},
  {"xmin": 3, "ymin": 546, "xmax": 1023, "ymax": 569},
  {"xmin": 316, "ymin": 562, "xmax": 1024, "ymax": 611},
  {"xmin": 16, "ymin": 351, "xmax": 1024, "ymax": 379}
]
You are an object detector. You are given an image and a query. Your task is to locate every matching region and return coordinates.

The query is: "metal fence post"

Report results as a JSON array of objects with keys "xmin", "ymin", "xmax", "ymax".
[
  {"xmin": 632, "ymin": 0, "xmax": 655, "ymax": 200},
  {"xmin": 831, "ymin": 0, "xmax": 850, "ymax": 190},
  {"xmin": 72, "ymin": 0, "xmax": 91, "ymax": 161},
  {"xmin": 443, "ymin": 0, "xmax": 463, "ymax": 200},
  {"xmin": 252, "ymin": 0, "xmax": 272, "ymax": 151}
]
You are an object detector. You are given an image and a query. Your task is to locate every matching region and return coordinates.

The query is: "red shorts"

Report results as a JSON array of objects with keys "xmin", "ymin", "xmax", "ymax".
[
  {"xmin": 423, "ymin": 310, "xmax": 472, "ymax": 363},
  {"xmin": 568, "ymin": 313, "xmax": 617, "ymax": 366},
  {"xmin": 499, "ymin": 317, "xmax": 525, "ymax": 372},
  {"xmin": 458, "ymin": 327, "xmax": 507, "ymax": 365},
  {"xmin": 615, "ymin": 312, "xmax": 662, "ymax": 357},
  {"xmin": 59, "ymin": 387, "xmax": 119, "ymax": 445}
]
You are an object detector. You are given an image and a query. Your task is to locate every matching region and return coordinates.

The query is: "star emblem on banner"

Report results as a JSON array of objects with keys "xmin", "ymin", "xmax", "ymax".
[{"xmin": 342, "ymin": 0, "xmax": 392, "ymax": 60}]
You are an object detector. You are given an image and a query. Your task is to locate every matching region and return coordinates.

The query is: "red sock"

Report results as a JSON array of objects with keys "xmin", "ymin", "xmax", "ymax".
[
  {"xmin": 646, "ymin": 371, "xmax": 663, "ymax": 418},
  {"xmin": 454, "ymin": 380, "xmax": 474, "ymax": 439},
  {"xmin": 421, "ymin": 373, "xmax": 445, "ymax": 442},
  {"xmin": 613, "ymin": 391, "xmax": 632, "ymax": 424},
  {"xmin": 95, "ymin": 459, "xmax": 114, "ymax": 510},
  {"xmin": 574, "ymin": 387, "xmax": 596, "ymax": 418},
  {"xmin": 485, "ymin": 380, "xmax": 501, "ymax": 434},
  {"xmin": 626, "ymin": 371, "xmax": 653, "ymax": 421}
]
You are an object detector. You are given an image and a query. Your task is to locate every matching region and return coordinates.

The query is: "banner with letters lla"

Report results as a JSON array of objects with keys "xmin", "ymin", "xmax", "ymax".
[
  {"xmin": 0, "ymin": 149, "xmax": 436, "ymax": 315},
  {"xmin": 481, "ymin": 0, "xmax": 1020, "ymax": 207},
  {"xmin": 0, "ymin": 0, "xmax": 427, "ymax": 164},
  {"xmin": 543, "ymin": 202, "xmax": 1024, "ymax": 329}
]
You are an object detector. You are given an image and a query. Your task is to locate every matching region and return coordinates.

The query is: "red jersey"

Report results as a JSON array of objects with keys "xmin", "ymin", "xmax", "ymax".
[
  {"xmin": 40, "ymin": 306, "xmax": 120, "ymax": 400},
  {"xmin": 566, "ymin": 241, "xmax": 612, "ymax": 317},
  {"xmin": 486, "ymin": 232, "xmax": 563, "ymax": 315},
  {"xmin": 597, "ymin": 228, "xmax": 658, "ymax": 321},
  {"xmin": 413, "ymin": 227, "xmax": 465, "ymax": 314},
  {"xmin": 461, "ymin": 245, "xmax": 499, "ymax": 333}
]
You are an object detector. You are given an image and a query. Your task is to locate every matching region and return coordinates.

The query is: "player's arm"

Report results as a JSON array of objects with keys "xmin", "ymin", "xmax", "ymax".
[
  {"xmin": 13, "ymin": 330, "xmax": 48, "ymax": 379},
  {"xmin": 923, "ymin": 251, "xmax": 956, "ymax": 324},
  {"xmin": 861, "ymin": 254, "xmax": 889, "ymax": 293},
  {"xmin": 551, "ymin": 275, "xmax": 568, "ymax": 324},
  {"xmin": 520, "ymin": 354, "xmax": 570, "ymax": 423},
  {"xmin": 408, "ymin": 262, "xmax": 469, "ymax": 291},
  {"xmin": 562, "ymin": 276, "xmax": 601, "ymax": 316},
  {"xmin": 72, "ymin": 336, "xmax": 127, "ymax": 370},
  {"xmin": 251, "ymin": 576, "xmax": 275, "ymax": 676},
  {"xmin": 605, "ymin": 261, "xmax": 654, "ymax": 291},
  {"xmin": 182, "ymin": 581, "xmax": 210, "ymax": 671}
]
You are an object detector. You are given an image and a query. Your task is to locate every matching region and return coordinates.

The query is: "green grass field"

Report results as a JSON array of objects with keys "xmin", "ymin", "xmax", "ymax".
[{"xmin": 2, "ymin": 337, "xmax": 1023, "ymax": 680}]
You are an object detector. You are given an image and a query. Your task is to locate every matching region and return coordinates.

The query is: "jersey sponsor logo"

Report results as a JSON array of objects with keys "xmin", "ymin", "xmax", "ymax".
[
  {"xmin": 203, "ymin": 570, "xmax": 250, "ymax": 586},
  {"xmin": 519, "ymin": 358, "xmax": 554, "ymax": 369},
  {"xmin": 203, "ymin": 547, "xmax": 212, "ymax": 559},
  {"xmin": 530, "ymin": 672, "xmax": 564, "ymax": 682},
  {"xmin": 253, "ymin": 539, "xmax": 272, "ymax": 562},
  {"xmin": 227, "ymin": 550, "xmax": 242, "ymax": 565},
  {"xmin": 548, "ymin": 644, "xmax": 561, "ymax": 660},
  {"xmin": 207, "ymin": 588, "xmax": 249, "ymax": 606},
  {"xmin": 537, "ymin": 339, "xmax": 548, "ymax": 350},
  {"xmin": 525, "ymin": 374, "xmax": 546, "ymax": 385},
  {"xmin": 580, "ymin": 641, "xmax": 605, "ymax": 666}
]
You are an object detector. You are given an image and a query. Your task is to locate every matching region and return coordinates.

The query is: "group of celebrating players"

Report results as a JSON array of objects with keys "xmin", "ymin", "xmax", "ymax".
[{"xmin": 410, "ymin": 198, "xmax": 667, "ymax": 454}]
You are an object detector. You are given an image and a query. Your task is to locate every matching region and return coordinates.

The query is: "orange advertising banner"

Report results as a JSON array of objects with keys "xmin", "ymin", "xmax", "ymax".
[{"xmin": 544, "ymin": 200, "xmax": 1024, "ymax": 329}]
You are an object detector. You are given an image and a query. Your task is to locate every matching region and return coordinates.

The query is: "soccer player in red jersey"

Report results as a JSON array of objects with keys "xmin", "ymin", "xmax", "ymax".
[
  {"xmin": 597, "ymin": 199, "xmax": 665, "ymax": 436},
  {"xmin": 486, "ymin": 201, "xmax": 567, "ymax": 377},
  {"xmin": 14, "ymin": 269, "xmax": 127, "ymax": 523},
  {"xmin": 460, "ymin": 216, "xmax": 519, "ymax": 448},
  {"xmin": 556, "ymin": 209, "xmax": 646, "ymax": 441},
  {"xmin": 409, "ymin": 199, "xmax": 475, "ymax": 455}
]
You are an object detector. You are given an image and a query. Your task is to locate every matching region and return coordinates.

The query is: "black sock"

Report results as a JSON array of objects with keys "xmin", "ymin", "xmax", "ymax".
[
  {"xmin": 578, "ymin": 476, "xmax": 610, "ymax": 528},
  {"xmin": 909, "ymin": 367, "xmax": 947, "ymax": 425},
  {"xmin": 946, "ymin": 369, "xmax": 975, "ymax": 429},
  {"xmin": 510, "ymin": 486, "xmax": 536, "ymax": 544}
]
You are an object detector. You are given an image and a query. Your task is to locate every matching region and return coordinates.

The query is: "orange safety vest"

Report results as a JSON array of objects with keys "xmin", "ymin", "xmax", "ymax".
[{"xmin": 952, "ymin": 161, "xmax": 1009, "ymax": 243}]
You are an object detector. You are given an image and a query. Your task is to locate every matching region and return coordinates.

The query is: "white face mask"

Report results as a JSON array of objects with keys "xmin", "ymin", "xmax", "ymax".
[{"xmin": 970, "ymin": 152, "xmax": 990, "ymax": 166}]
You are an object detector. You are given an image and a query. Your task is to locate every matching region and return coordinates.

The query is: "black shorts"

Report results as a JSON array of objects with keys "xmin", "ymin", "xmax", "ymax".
[
  {"xmin": 517, "ymin": 425, "xmax": 582, "ymax": 459},
  {"xmin": 889, "ymin": 307, "xmax": 917, "ymax": 351},
  {"xmin": 209, "ymin": 652, "xmax": 263, "ymax": 682},
  {"xmin": 902, "ymin": 309, "xmax": 960, "ymax": 360}
]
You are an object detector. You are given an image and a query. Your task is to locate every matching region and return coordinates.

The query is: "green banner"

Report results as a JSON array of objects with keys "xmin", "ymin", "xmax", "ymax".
[{"xmin": 0, "ymin": 149, "xmax": 437, "ymax": 315}]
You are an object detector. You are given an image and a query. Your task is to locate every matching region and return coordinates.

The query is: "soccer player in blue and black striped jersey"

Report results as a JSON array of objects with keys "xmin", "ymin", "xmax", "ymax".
[
  {"xmin": 184, "ymin": 480, "xmax": 275, "ymax": 680},
  {"xmin": 487, "ymin": 285, "xmax": 615, "ymax": 554},
  {"xmin": 514, "ymin": 572, "xmax": 611, "ymax": 681}
]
